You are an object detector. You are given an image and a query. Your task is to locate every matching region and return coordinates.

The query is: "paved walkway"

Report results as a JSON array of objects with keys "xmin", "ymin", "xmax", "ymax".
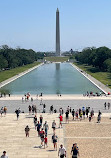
[
  {"xmin": 0, "ymin": 113, "xmax": 64, "ymax": 158},
  {"xmin": 0, "ymin": 97, "xmax": 111, "ymax": 113}
]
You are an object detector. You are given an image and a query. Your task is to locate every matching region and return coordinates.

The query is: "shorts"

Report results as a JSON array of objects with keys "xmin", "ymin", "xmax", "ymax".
[
  {"xmin": 60, "ymin": 155, "xmax": 64, "ymax": 158},
  {"xmin": 41, "ymin": 137, "xmax": 44, "ymax": 142},
  {"xmin": 53, "ymin": 139, "xmax": 57, "ymax": 143},
  {"xmin": 72, "ymin": 155, "xmax": 77, "ymax": 158},
  {"xmin": 52, "ymin": 127, "xmax": 55, "ymax": 130}
]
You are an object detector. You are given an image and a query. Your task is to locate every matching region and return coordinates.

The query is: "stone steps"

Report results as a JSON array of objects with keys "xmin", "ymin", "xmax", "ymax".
[{"xmin": 0, "ymin": 113, "xmax": 64, "ymax": 158}]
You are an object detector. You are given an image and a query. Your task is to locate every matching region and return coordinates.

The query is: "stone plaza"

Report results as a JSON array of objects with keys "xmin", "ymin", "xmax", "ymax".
[{"xmin": 0, "ymin": 95, "xmax": 111, "ymax": 157}]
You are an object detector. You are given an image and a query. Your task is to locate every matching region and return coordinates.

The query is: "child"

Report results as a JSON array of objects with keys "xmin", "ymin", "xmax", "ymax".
[{"xmin": 44, "ymin": 135, "xmax": 48, "ymax": 148}]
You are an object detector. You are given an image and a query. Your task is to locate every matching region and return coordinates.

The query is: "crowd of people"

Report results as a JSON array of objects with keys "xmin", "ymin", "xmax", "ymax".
[
  {"xmin": 24, "ymin": 119, "xmax": 68, "ymax": 158},
  {"xmin": 1, "ymin": 93, "xmax": 111, "ymax": 158},
  {"xmin": 23, "ymin": 107, "xmax": 82, "ymax": 158},
  {"xmin": 83, "ymin": 91, "xmax": 103, "ymax": 97},
  {"xmin": 20, "ymin": 102, "xmax": 104, "ymax": 158},
  {"xmin": 23, "ymin": 113, "xmax": 67, "ymax": 157}
]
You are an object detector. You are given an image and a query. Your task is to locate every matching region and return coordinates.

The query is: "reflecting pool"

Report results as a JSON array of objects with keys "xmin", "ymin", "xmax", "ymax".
[{"xmin": 0, "ymin": 63, "xmax": 102, "ymax": 94}]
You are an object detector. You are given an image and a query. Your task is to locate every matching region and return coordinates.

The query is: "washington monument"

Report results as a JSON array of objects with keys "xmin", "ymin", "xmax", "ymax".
[{"xmin": 56, "ymin": 8, "xmax": 60, "ymax": 56}]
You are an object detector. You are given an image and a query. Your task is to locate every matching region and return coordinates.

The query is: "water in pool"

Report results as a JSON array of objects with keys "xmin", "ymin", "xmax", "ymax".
[{"xmin": 0, "ymin": 63, "xmax": 102, "ymax": 95}]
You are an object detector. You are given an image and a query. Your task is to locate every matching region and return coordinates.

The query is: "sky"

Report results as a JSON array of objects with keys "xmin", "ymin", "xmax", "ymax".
[{"xmin": 0, "ymin": 0, "xmax": 111, "ymax": 52}]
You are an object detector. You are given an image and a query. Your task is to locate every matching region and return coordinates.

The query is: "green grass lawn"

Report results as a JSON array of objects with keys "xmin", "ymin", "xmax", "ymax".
[
  {"xmin": 44, "ymin": 56, "xmax": 69, "ymax": 62},
  {"xmin": 74, "ymin": 62, "xmax": 111, "ymax": 88},
  {"xmin": 0, "ymin": 62, "xmax": 41, "ymax": 83}
]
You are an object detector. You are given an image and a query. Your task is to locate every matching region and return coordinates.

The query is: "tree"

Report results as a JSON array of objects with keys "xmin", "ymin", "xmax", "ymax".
[
  {"xmin": 0, "ymin": 55, "xmax": 8, "ymax": 70},
  {"xmin": 75, "ymin": 46, "xmax": 111, "ymax": 71}
]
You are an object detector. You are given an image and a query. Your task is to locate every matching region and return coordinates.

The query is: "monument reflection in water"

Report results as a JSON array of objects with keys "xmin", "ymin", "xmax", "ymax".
[
  {"xmin": 55, "ymin": 63, "xmax": 61, "ymax": 94},
  {"xmin": 0, "ymin": 63, "xmax": 102, "ymax": 95}
]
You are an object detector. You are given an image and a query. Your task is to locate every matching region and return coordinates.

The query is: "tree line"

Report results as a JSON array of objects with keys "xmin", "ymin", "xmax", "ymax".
[
  {"xmin": 75, "ymin": 46, "xmax": 111, "ymax": 72},
  {"xmin": 0, "ymin": 45, "xmax": 45, "ymax": 70}
]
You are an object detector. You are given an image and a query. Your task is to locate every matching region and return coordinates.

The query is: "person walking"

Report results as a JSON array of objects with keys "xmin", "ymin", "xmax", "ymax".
[
  {"xmin": 79, "ymin": 108, "xmax": 81, "ymax": 118},
  {"xmin": 72, "ymin": 109, "xmax": 75, "ymax": 120},
  {"xmin": 32, "ymin": 105, "xmax": 34, "ymax": 114},
  {"xmin": 97, "ymin": 110, "xmax": 102, "ymax": 123},
  {"xmin": 1, "ymin": 151, "xmax": 8, "ymax": 158},
  {"xmin": 52, "ymin": 133, "xmax": 58, "ymax": 150},
  {"xmin": 39, "ymin": 128, "xmax": 45, "ymax": 148},
  {"xmin": 70, "ymin": 107, "xmax": 72, "ymax": 113},
  {"xmin": 75, "ymin": 110, "xmax": 78, "ymax": 120},
  {"xmin": 59, "ymin": 114, "xmax": 63, "ymax": 128},
  {"xmin": 108, "ymin": 102, "xmax": 110, "ymax": 110},
  {"xmin": 15, "ymin": 108, "xmax": 21, "ymax": 120},
  {"xmin": 104, "ymin": 102, "xmax": 107, "ymax": 110},
  {"xmin": 4, "ymin": 106, "xmax": 7, "ymax": 115},
  {"xmin": 50, "ymin": 105, "xmax": 53, "ymax": 114},
  {"xmin": 71, "ymin": 143, "xmax": 79, "ymax": 158},
  {"xmin": 91, "ymin": 108, "xmax": 94, "ymax": 118},
  {"xmin": 43, "ymin": 104, "xmax": 46, "ymax": 113},
  {"xmin": 34, "ymin": 105, "xmax": 37, "ymax": 114},
  {"xmin": 65, "ymin": 110, "xmax": 69, "ymax": 123},
  {"xmin": 0, "ymin": 107, "xmax": 4, "ymax": 116},
  {"xmin": 44, "ymin": 134, "xmax": 48, "ymax": 148},
  {"xmin": 58, "ymin": 144, "xmax": 66, "ymax": 158},
  {"xmin": 82, "ymin": 109, "xmax": 85, "ymax": 119},
  {"xmin": 25, "ymin": 125, "xmax": 30, "ymax": 137},
  {"xmin": 86, "ymin": 107, "xmax": 89, "ymax": 118},
  {"xmin": 52, "ymin": 120, "xmax": 56, "ymax": 132},
  {"xmin": 40, "ymin": 115, "xmax": 43, "ymax": 125},
  {"xmin": 43, "ymin": 121, "xmax": 49, "ymax": 136},
  {"xmin": 59, "ymin": 108, "xmax": 62, "ymax": 115},
  {"xmin": 36, "ymin": 121, "xmax": 41, "ymax": 136},
  {"xmin": 34, "ymin": 115, "xmax": 37, "ymax": 129}
]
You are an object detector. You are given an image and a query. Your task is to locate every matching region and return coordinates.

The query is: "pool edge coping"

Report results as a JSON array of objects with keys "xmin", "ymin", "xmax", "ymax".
[
  {"xmin": 71, "ymin": 63, "xmax": 108, "ymax": 94},
  {"xmin": 0, "ymin": 63, "xmax": 44, "ymax": 89}
]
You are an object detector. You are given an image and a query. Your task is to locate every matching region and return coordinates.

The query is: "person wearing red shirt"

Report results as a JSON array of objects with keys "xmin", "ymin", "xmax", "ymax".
[
  {"xmin": 44, "ymin": 134, "xmax": 48, "ymax": 148},
  {"xmin": 59, "ymin": 114, "xmax": 63, "ymax": 128},
  {"xmin": 39, "ymin": 128, "xmax": 45, "ymax": 147}
]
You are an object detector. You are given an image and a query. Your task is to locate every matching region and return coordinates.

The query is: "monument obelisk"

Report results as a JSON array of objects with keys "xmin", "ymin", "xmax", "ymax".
[{"xmin": 56, "ymin": 8, "xmax": 60, "ymax": 56}]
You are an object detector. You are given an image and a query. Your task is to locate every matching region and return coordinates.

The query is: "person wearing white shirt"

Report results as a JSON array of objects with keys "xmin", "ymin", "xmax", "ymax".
[
  {"xmin": 1, "ymin": 151, "xmax": 8, "ymax": 158},
  {"xmin": 58, "ymin": 144, "xmax": 66, "ymax": 158}
]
